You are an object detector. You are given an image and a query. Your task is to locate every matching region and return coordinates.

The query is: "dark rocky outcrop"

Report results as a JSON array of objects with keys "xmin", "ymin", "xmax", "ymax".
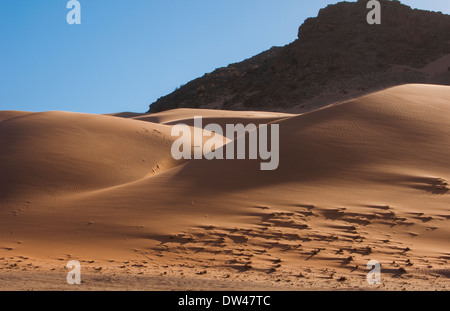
[{"xmin": 148, "ymin": 0, "xmax": 450, "ymax": 113}]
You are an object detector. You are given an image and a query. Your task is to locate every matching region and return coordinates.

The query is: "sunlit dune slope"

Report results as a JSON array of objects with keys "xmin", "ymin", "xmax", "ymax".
[{"xmin": 0, "ymin": 111, "xmax": 225, "ymax": 200}]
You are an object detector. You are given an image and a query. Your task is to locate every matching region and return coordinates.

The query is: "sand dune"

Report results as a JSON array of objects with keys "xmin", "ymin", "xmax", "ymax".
[
  {"xmin": 0, "ymin": 111, "xmax": 34, "ymax": 122},
  {"xmin": 0, "ymin": 84, "xmax": 449, "ymax": 290},
  {"xmin": 389, "ymin": 53, "xmax": 450, "ymax": 78},
  {"xmin": 120, "ymin": 108, "xmax": 293, "ymax": 128},
  {"xmin": 0, "ymin": 111, "xmax": 181, "ymax": 200},
  {"xmin": 422, "ymin": 54, "xmax": 450, "ymax": 76}
]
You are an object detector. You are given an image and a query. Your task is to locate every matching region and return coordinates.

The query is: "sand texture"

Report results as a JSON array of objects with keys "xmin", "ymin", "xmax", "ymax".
[{"xmin": 0, "ymin": 84, "xmax": 449, "ymax": 290}]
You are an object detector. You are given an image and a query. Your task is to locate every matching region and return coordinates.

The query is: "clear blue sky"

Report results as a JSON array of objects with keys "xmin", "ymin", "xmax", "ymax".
[{"xmin": 0, "ymin": 0, "xmax": 449, "ymax": 114}]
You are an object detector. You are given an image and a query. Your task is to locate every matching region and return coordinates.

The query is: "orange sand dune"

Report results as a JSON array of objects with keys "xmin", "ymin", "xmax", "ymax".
[
  {"xmin": 124, "ymin": 108, "xmax": 293, "ymax": 128},
  {"xmin": 0, "ymin": 111, "xmax": 180, "ymax": 200},
  {"xmin": 0, "ymin": 111, "xmax": 34, "ymax": 122},
  {"xmin": 0, "ymin": 84, "xmax": 449, "ymax": 290},
  {"xmin": 0, "ymin": 111, "xmax": 229, "ymax": 200}
]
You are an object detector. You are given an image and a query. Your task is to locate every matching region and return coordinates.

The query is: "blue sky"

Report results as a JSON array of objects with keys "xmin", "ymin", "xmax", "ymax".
[{"xmin": 0, "ymin": 0, "xmax": 449, "ymax": 114}]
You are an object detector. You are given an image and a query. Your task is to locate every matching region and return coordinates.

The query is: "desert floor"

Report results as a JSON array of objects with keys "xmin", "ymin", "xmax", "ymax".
[{"xmin": 0, "ymin": 84, "xmax": 449, "ymax": 290}]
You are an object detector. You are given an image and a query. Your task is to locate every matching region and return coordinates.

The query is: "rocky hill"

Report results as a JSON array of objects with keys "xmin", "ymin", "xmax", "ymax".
[{"xmin": 148, "ymin": 0, "xmax": 450, "ymax": 113}]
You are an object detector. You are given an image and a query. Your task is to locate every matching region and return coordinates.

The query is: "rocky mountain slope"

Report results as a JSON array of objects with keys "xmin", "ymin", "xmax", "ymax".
[{"xmin": 148, "ymin": 0, "xmax": 450, "ymax": 113}]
